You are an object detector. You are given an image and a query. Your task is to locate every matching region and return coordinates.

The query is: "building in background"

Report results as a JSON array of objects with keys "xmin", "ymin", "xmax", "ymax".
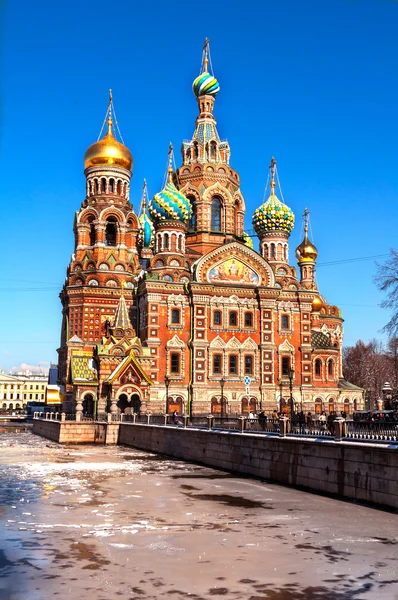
[
  {"xmin": 0, "ymin": 370, "xmax": 48, "ymax": 412},
  {"xmin": 57, "ymin": 41, "xmax": 363, "ymax": 418}
]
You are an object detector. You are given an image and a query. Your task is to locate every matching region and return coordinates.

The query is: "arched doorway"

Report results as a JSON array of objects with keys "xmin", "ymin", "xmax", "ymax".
[
  {"xmin": 315, "ymin": 398, "xmax": 323, "ymax": 415},
  {"xmin": 82, "ymin": 394, "xmax": 95, "ymax": 416},
  {"xmin": 168, "ymin": 395, "xmax": 183, "ymax": 414},
  {"xmin": 328, "ymin": 398, "xmax": 335, "ymax": 414},
  {"xmin": 117, "ymin": 393, "xmax": 129, "ymax": 414},
  {"xmin": 211, "ymin": 396, "xmax": 226, "ymax": 415},
  {"xmin": 344, "ymin": 398, "xmax": 350, "ymax": 416},
  {"xmin": 241, "ymin": 396, "xmax": 257, "ymax": 414},
  {"xmin": 131, "ymin": 394, "xmax": 141, "ymax": 414}
]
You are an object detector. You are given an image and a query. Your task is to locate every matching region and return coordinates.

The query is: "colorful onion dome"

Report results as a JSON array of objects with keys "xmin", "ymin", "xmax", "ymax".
[
  {"xmin": 193, "ymin": 71, "xmax": 220, "ymax": 97},
  {"xmin": 138, "ymin": 212, "xmax": 154, "ymax": 248},
  {"xmin": 252, "ymin": 188, "xmax": 295, "ymax": 235},
  {"xmin": 242, "ymin": 232, "xmax": 254, "ymax": 249},
  {"xmin": 149, "ymin": 180, "xmax": 192, "ymax": 223},
  {"xmin": 84, "ymin": 115, "xmax": 133, "ymax": 172}
]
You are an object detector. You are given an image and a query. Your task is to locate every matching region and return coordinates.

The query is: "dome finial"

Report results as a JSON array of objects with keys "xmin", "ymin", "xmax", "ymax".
[
  {"xmin": 203, "ymin": 37, "xmax": 210, "ymax": 73},
  {"xmin": 142, "ymin": 179, "xmax": 148, "ymax": 212},
  {"xmin": 168, "ymin": 142, "xmax": 174, "ymax": 183},
  {"xmin": 269, "ymin": 156, "xmax": 276, "ymax": 193},
  {"xmin": 296, "ymin": 208, "xmax": 318, "ymax": 263},
  {"xmin": 193, "ymin": 39, "xmax": 220, "ymax": 97}
]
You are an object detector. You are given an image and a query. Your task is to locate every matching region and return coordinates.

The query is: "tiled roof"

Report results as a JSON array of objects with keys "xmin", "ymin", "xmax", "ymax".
[
  {"xmin": 338, "ymin": 379, "xmax": 363, "ymax": 391},
  {"xmin": 311, "ymin": 330, "xmax": 332, "ymax": 349}
]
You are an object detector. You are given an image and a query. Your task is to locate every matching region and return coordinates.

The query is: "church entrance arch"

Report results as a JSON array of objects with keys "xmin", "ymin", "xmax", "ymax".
[
  {"xmin": 168, "ymin": 395, "xmax": 183, "ymax": 414},
  {"xmin": 241, "ymin": 396, "xmax": 257, "ymax": 414},
  {"xmin": 117, "ymin": 393, "xmax": 130, "ymax": 414},
  {"xmin": 211, "ymin": 396, "xmax": 226, "ymax": 415},
  {"xmin": 131, "ymin": 394, "xmax": 141, "ymax": 414},
  {"xmin": 82, "ymin": 393, "xmax": 95, "ymax": 416}
]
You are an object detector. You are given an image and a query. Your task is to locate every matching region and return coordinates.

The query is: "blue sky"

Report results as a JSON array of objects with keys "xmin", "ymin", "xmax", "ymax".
[{"xmin": 1, "ymin": 0, "xmax": 397, "ymax": 371}]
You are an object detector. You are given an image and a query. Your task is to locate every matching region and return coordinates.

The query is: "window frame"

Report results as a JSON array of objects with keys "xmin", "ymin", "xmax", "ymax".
[
  {"xmin": 213, "ymin": 353, "xmax": 222, "ymax": 374},
  {"xmin": 229, "ymin": 354, "xmax": 238, "ymax": 375},
  {"xmin": 213, "ymin": 310, "xmax": 222, "ymax": 327},
  {"xmin": 229, "ymin": 310, "xmax": 238, "ymax": 327},
  {"xmin": 244, "ymin": 311, "xmax": 253, "ymax": 328},
  {"xmin": 244, "ymin": 355, "xmax": 254, "ymax": 375},
  {"xmin": 281, "ymin": 356, "xmax": 291, "ymax": 377},
  {"xmin": 281, "ymin": 314, "xmax": 289, "ymax": 329},
  {"xmin": 170, "ymin": 352, "xmax": 180, "ymax": 374},
  {"xmin": 171, "ymin": 308, "xmax": 181, "ymax": 325}
]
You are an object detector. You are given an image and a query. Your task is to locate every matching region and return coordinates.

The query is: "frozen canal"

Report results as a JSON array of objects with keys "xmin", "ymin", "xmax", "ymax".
[{"xmin": 0, "ymin": 430, "xmax": 397, "ymax": 600}]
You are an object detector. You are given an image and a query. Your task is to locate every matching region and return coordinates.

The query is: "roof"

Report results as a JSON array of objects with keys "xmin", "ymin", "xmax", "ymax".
[
  {"xmin": 70, "ymin": 356, "xmax": 98, "ymax": 385},
  {"xmin": 106, "ymin": 350, "xmax": 152, "ymax": 385},
  {"xmin": 338, "ymin": 379, "xmax": 364, "ymax": 391},
  {"xmin": 311, "ymin": 330, "xmax": 332, "ymax": 349}
]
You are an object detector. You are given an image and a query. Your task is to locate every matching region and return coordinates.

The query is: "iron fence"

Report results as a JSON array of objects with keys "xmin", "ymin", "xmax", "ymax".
[{"xmin": 345, "ymin": 420, "xmax": 398, "ymax": 441}]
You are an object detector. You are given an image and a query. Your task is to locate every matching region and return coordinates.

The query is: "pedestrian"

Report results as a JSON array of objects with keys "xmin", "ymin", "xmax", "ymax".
[
  {"xmin": 173, "ymin": 410, "xmax": 179, "ymax": 425},
  {"xmin": 298, "ymin": 410, "xmax": 306, "ymax": 434},
  {"xmin": 306, "ymin": 412, "xmax": 313, "ymax": 430},
  {"xmin": 272, "ymin": 409, "xmax": 278, "ymax": 421},
  {"xmin": 258, "ymin": 410, "xmax": 267, "ymax": 431},
  {"xmin": 319, "ymin": 410, "xmax": 327, "ymax": 431}
]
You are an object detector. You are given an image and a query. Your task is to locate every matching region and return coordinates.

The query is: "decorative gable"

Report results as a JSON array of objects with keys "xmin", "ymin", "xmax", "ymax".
[{"xmin": 193, "ymin": 242, "xmax": 275, "ymax": 288}]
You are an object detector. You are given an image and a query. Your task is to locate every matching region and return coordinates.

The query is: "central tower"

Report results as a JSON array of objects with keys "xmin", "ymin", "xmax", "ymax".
[{"xmin": 177, "ymin": 39, "xmax": 247, "ymax": 256}]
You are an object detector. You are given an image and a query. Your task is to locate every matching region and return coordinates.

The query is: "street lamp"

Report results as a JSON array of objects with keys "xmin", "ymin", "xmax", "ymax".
[
  {"xmin": 220, "ymin": 377, "xmax": 225, "ymax": 416},
  {"xmin": 164, "ymin": 376, "xmax": 170, "ymax": 414},
  {"xmin": 288, "ymin": 366, "xmax": 294, "ymax": 419}
]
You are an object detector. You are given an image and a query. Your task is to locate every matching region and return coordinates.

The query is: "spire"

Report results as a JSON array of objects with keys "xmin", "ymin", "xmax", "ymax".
[
  {"xmin": 113, "ymin": 283, "xmax": 131, "ymax": 329},
  {"xmin": 167, "ymin": 142, "xmax": 174, "ymax": 183},
  {"xmin": 203, "ymin": 37, "xmax": 210, "ymax": 73},
  {"xmin": 140, "ymin": 179, "xmax": 148, "ymax": 215}
]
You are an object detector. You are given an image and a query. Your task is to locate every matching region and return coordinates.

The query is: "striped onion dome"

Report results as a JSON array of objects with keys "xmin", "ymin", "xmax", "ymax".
[
  {"xmin": 192, "ymin": 71, "xmax": 220, "ymax": 97},
  {"xmin": 149, "ymin": 181, "xmax": 192, "ymax": 223},
  {"xmin": 138, "ymin": 212, "xmax": 154, "ymax": 248}
]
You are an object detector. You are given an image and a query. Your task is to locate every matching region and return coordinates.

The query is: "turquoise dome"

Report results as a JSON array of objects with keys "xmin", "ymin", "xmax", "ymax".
[
  {"xmin": 192, "ymin": 71, "xmax": 220, "ymax": 97},
  {"xmin": 252, "ymin": 190, "xmax": 295, "ymax": 235},
  {"xmin": 138, "ymin": 212, "xmax": 154, "ymax": 248},
  {"xmin": 149, "ymin": 181, "xmax": 192, "ymax": 223}
]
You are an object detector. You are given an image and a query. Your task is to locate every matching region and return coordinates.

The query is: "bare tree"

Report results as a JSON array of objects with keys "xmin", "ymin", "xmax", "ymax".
[{"xmin": 375, "ymin": 249, "xmax": 398, "ymax": 336}]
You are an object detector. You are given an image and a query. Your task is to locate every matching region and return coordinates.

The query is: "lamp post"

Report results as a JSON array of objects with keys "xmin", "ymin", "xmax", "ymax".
[
  {"xmin": 220, "ymin": 377, "xmax": 225, "ymax": 416},
  {"xmin": 288, "ymin": 366, "xmax": 294, "ymax": 420},
  {"xmin": 164, "ymin": 376, "xmax": 170, "ymax": 414}
]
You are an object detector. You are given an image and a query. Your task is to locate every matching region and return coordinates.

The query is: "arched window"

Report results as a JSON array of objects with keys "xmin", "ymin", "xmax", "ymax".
[
  {"xmin": 281, "ymin": 315, "xmax": 289, "ymax": 329},
  {"xmin": 187, "ymin": 196, "xmax": 196, "ymax": 230},
  {"xmin": 105, "ymin": 217, "xmax": 117, "ymax": 246},
  {"xmin": 101, "ymin": 178, "xmax": 107, "ymax": 193},
  {"xmin": 211, "ymin": 196, "xmax": 222, "ymax": 231},
  {"xmin": 213, "ymin": 310, "xmax": 222, "ymax": 326},
  {"xmin": 315, "ymin": 359, "xmax": 322, "ymax": 376},
  {"xmin": 87, "ymin": 216, "xmax": 96, "ymax": 246},
  {"xmin": 192, "ymin": 141, "xmax": 199, "ymax": 159},
  {"xmin": 244, "ymin": 312, "xmax": 253, "ymax": 327},
  {"xmin": 94, "ymin": 179, "xmax": 99, "ymax": 194},
  {"xmin": 164, "ymin": 233, "xmax": 170, "ymax": 250},
  {"xmin": 109, "ymin": 178, "xmax": 115, "ymax": 193},
  {"xmin": 229, "ymin": 311, "xmax": 238, "ymax": 327},
  {"xmin": 328, "ymin": 360, "xmax": 334, "ymax": 376},
  {"xmin": 270, "ymin": 243, "xmax": 276, "ymax": 259},
  {"xmin": 117, "ymin": 180, "xmax": 122, "ymax": 195},
  {"xmin": 210, "ymin": 141, "xmax": 217, "ymax": 159},
  {"xmin": 171, "ymin": 309, "xmax": 180, "ymax": 324}
]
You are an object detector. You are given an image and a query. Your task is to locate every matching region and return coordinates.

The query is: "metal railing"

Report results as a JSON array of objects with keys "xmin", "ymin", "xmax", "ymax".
[{"xmin": 31, "ymin": 412, "xmax": 398, "ymax": 443}]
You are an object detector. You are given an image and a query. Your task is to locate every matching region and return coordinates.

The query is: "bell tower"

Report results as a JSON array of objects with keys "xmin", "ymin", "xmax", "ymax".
[
  {"xmin": 177, "ymin": 39, "xmax": 247, "ymax": 255},
  {"xmin": 58, "ymin": 92, "xmax": 140, "ymax": 407}
]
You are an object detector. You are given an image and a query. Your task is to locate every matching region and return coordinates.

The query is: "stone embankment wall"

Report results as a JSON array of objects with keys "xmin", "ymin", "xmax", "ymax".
[
  {"xmin": 32, "ymin": 419, "xmax": 118, "ymax": 444},
  {"xmin": 119, "ymin": 424, "xmax": 398, "ymax": 511}
]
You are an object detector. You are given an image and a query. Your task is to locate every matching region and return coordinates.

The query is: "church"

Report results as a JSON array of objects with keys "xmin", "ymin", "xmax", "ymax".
[{"xmin": 57, "ymin": 41, "xmax": 363, "ymax": 418}]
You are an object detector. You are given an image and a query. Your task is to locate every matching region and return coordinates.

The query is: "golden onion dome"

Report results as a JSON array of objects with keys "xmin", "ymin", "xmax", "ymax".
[
  {"xmin": 84, "ymin": 115, "xmax": 133, "ymax": 171},
  {"xmin": 296, "ymin": 230, "xmax": 318, "ymax": 263},
  {"xmin": 312, "ymin": 295, "xmax": 323, "ymax": 312}
]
